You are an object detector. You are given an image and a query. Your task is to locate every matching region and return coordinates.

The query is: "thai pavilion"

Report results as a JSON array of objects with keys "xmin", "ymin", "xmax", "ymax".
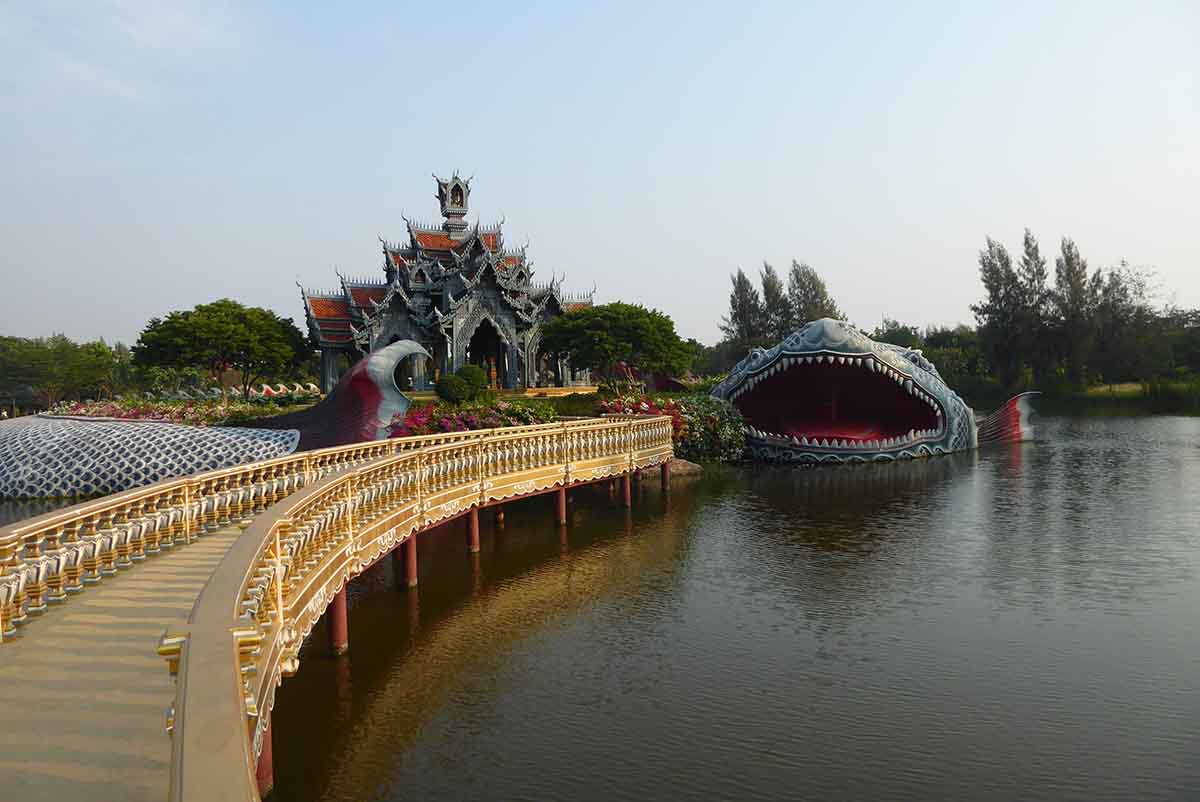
[{"xmin": 301, "ymin": 173, "xmax": 593, "ymax": 392}]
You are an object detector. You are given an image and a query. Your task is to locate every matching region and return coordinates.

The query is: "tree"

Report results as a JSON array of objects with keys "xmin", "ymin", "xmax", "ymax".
[
  {"xmin": 971, "ymin": 237, "xmax": 1025, "ymax": 389},
  {"xmin": 0, "ymin": 335, "xmax": 115, "ymax": 406},
  {"xmin": 719, "ymin": 268, "xmax": 766, "ymax": 351},
  {"xmin": 922, "ymin": 325, "xmax": 986, "ymax": 382},
  {"xmin": 692, "ymin": 339, "xmax": 745, "ymax": 376},
  {"xmin": 1052, "ymin": 238, "xmax": 1100, "ymax": 389},
  {"xmin": 872, "ymin": 318, "xmax": 922, "ymax": 349},
  {"xmin": 760, "ymin": 262, "xmax": 793, "ymax": 340},
  {"xmin": 1016, "ymin": 229, "xmax": 1054, "ymax": 382},
  {"xmin": 540, "ymin": 302, "xmax": 691, "ymax": 390},
  {"xmin": 786, "ymin": 260, "xmax": 842, "ymax": 324},
  {"xmin": 1091, "ymin": 262, "xmax": 1166, "ymax": 383},
  {"xmin": 133, "ymin": 299, "xmax": 303, "ymax": 400}
]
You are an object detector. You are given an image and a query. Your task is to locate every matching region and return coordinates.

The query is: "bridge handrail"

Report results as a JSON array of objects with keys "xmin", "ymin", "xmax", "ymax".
[
  {"xmin": 0, "ymin": 417, "xmax": 630, "ymax": 638},
  {"xmin": 158, "ymin": 415, "xmax": 674, "ymax": 801}
]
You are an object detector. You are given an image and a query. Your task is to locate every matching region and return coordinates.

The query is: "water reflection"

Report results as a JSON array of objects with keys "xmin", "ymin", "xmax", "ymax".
[
  {"xmin": 273, "ymin": 486, "xmax": 700, "ymax": 802},
  {"xmin": 272, "ymin": 418, "xmax": 1200, "ymax": 802}
]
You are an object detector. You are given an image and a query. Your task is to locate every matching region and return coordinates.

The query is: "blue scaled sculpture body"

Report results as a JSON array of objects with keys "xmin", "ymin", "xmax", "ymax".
[{"xmin": 712, "ymin": 318, "xmax": 1035, "ymax": 464}]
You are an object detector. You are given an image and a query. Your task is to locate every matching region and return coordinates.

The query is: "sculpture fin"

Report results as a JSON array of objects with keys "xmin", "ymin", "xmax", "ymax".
[{"xmin": 977, "ymin": 392, "xmax": 1039, "ymax": 445}]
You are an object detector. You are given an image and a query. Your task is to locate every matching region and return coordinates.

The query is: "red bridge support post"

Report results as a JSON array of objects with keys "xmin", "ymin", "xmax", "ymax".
[
  {"xmin": 404, "ymin": 533, "xmax": 418, "ymax": 588},
  {"xmin": 467, "ymin": 508, "xmax": 480, "ymax": 553},
  {"xmin": 661, "ymin": 460, "xmax": 670, "ymax": 491},
  {"xmin": 257, "ymin": 717, "xmax": 274, "ymax": 798},
  {"xmin": 622, "ymin": 472, "xmax": 632, "ymax": 508},
  {"xmin": 327, "ymin": 587, "xmax": 348, "ymax": 656},
  {"xmin": 556, "ymin": 487, "xmax": 567, "ymax": 526},
  {"xmin": 494, "ymin": 505, "xmax": 505, "ymax": 528}
]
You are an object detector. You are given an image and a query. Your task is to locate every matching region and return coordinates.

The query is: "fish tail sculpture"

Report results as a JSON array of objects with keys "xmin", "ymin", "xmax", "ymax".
[
  {"xmin": 976, "ymin": 391, "xmax": 1039, "ymax": 446},
  {"xmin": 711, "ymin": 318, "xmax": 1037, "ymax": 464}
]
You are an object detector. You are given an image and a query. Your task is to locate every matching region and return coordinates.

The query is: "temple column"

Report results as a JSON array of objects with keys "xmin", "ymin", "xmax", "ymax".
[
  {"xmin": 506, "ymin": 344, "xmax": 519, "ymax": 390},
  {"xmin": 411, "ymin": 354, "xmax": 426, "ymax": 390},
  {"xmin": 320, "ymin": 348, "xmax": 340, "ymax": 394}
]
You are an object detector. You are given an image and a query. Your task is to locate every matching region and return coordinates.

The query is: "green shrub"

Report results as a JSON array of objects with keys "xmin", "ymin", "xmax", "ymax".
[
  {"xmin": 436, "ymin": 375, "xmax": 470, "ymax": 403},
  {"xmin": 456, "ymin": 365, "xmax": 489, "ymax": 399},
  {"xmin": 675, "ymin": 394, "xmax": 745, "ymax": 463}
]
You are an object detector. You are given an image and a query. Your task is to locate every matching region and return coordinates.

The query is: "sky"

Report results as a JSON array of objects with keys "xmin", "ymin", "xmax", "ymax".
[{"xmin": 1, "ymin": 1, "xmax": 1197, "ymax": 347}]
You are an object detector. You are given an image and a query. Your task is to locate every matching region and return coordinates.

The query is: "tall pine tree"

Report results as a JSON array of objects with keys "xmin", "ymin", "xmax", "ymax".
[
  {"xmin": 720, "ymin": 268, "xmax": 767, "ymax": 351},
  {"xmin": 1017, "ymin": 229, "xmax": 1053, "ymax": 382},
  {"xmin": 786, "ymin": 260, "xmax": 842, "ymax": 324},
  {"xmin": 1052, "ymin": 238, "xmax": 1100, "ymax": 389},
  {"xmin": 760, "ymin": 262, "xmax": 793, "ymax": 340},
  {"xmin": 970, "ymin": 237, "xmax": 1024, "ymax": 389}
]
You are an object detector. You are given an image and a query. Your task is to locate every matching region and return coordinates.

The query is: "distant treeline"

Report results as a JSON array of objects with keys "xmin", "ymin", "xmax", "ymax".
[
  {"xmin": 702, "ymin": 234, "xmax": 1200, "ymax": 403},
  {"xmin": 1, "ymin": 300, "xmax": 318, "ymax": 410}
]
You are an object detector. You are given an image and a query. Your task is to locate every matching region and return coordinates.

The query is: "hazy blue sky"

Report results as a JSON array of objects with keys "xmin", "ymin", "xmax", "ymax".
[{"xmin": 2, "ymin": 1, "xmax": 1197, "ymax": 346}]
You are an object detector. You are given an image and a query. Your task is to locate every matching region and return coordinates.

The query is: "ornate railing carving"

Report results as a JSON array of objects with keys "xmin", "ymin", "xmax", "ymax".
[
  {"xmin": 157, "ymin": 415, "xmax": 672, "ymax": 801},
  {"xmin": 0, "ymin": 418, "xmax": 648, "ymax": 641}
]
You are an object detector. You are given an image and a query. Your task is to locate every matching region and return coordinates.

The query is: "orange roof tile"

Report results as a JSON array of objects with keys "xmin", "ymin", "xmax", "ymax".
[
  {"xmin": 413, "ymin": 231, "xmax": 458, "ymax": 251},
  {"xmin": 348, "ymin": 287, "xmax": 385, "ymax": 308},
  {"xmin": 308, "ymin": 297, "xmax": 351, "ymax": 319}
]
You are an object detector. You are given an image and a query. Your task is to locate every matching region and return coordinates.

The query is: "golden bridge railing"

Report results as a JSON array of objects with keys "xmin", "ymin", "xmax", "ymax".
[
  {"xmin": 0, "ymin": 417, "xmax": 652, "ymax": 641},
  {"xmin": 157, "ymin": 415, "xmax": 673, "ymax": 801}
]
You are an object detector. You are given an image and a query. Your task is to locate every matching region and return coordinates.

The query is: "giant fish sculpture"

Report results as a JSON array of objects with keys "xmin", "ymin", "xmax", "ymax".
[
  {"xmin": 0, "ymin": 340, "xmax": 428, "ymax": 499},
  {"xmin": 711, "ymin": 318, "xmax": 1035, "ymax": 464}
]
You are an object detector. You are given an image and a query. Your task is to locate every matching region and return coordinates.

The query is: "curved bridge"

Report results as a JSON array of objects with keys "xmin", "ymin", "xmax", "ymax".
[{"xmin": 0, "ymin": 415, "xmax": 673, "ymax": 801}]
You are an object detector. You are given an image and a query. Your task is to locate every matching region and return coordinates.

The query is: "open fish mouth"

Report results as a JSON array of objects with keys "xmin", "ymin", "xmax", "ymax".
[
  {"xmin": 729, "ymin": 350, "xmax": 945, "ymax": 453},
  {"xmin": 712, "ymin": 318, "xmax": 976, "ymax": 463}
]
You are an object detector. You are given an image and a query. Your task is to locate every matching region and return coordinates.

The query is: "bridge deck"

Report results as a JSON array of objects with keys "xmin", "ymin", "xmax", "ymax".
[{"xmin": 0, "ymin": 523, "xmax": 244, "ymax": 802}]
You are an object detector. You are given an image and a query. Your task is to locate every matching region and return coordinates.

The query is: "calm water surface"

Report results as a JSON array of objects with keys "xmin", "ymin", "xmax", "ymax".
[{"xmin": 272, "ymin": 415, "xmax": 1200, "ymax": 801}]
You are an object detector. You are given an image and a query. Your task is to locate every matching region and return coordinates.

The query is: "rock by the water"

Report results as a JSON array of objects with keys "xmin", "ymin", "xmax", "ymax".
[{"xmin": 669, "ymin": 458, "xmax": 703, "ymax": 477}]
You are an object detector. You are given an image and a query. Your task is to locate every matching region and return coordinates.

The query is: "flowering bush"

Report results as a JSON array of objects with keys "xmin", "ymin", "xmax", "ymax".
[
  {"xmin": 50, "ymin": 397, "xmax": 312, "ymax": 426},
  {"xmin": 600, "ymin": 392, "xmax": 744, "ymax": 463},
  {"xmin": 599, "ymin": 394, "xmax": 686, "ymax": 440},
  {"xmin": 389, "ymin": 399, "xmax": 557, "ymax": 437}
]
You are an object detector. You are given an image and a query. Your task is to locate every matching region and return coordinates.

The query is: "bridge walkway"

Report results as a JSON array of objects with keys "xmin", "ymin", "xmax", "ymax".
[{"xmin": 0, "ymin": 523, "xmax": 244, "ymax": 802}]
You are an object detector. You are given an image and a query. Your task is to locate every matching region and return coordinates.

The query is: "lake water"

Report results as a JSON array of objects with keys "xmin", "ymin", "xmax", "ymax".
[{"xmin": 137, "ymin": 416, "xmax": 1200, "ymax": 798}]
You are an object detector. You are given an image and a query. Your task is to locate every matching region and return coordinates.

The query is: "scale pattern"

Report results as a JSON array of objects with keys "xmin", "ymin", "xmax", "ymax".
[{"xmin": 0, "ymin": 416, "xmax": 299, "ymax": 499}]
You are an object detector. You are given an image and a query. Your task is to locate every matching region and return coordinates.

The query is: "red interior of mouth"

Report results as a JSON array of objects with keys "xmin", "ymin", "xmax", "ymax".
[{"xmin": 734, "ymin": 359, "xmax": 938, "ymax": 441}]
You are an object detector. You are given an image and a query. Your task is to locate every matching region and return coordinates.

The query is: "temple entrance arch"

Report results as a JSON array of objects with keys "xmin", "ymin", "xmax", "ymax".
[{"xmin": 466, "ymin": 318, "xmax": 506, "ymax": 388}]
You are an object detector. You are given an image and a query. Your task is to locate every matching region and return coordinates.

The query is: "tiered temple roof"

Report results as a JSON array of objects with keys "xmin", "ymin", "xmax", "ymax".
[{"xmin": 301, "ymin": 174, "xmax": 592, "ymax": 353}]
